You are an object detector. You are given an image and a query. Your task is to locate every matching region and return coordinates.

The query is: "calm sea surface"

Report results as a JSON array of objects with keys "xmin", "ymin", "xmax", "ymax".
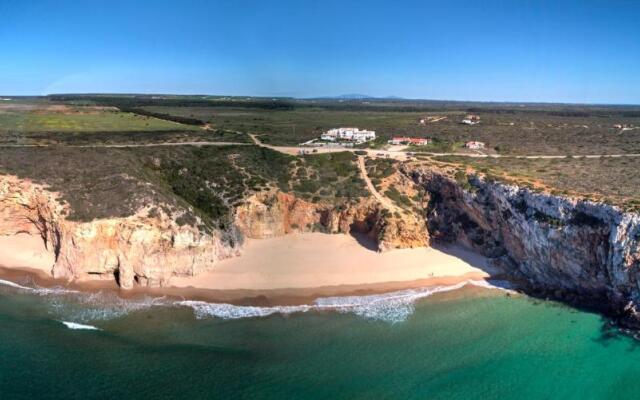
[{"xmin": 1, "ymin": 279, "xmax": 639, "ymax": 400}]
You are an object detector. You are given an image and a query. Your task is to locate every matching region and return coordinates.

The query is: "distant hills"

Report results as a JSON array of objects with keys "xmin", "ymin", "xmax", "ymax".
[{"xmin": 313, "ymin": 94, "xmax": 405, "ymax": 100}]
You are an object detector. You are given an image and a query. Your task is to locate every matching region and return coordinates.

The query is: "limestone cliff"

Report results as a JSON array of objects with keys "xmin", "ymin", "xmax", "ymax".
[
  {"xmin": 0, "ymin": 175, "xmax": 239, "ymax": 289},
  {"xmin": 6, "ymin": 158, "xmax": 640, "ymax": 328},
  {"xmin": 405, "ymin": 164, "xmax": 640, "ymax": 327},
  {"xmin": 234, "ymin": 190, "xmax": 429, "ymax": 251},
  {"xmin": 1, "ymin": 175, "xmax": 429, "ymax": 289}
]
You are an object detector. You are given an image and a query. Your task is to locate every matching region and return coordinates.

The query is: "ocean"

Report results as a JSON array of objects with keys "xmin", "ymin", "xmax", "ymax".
[{"xmin": 1, "ymin": 278, "xmax": 639, "ymax": 399}]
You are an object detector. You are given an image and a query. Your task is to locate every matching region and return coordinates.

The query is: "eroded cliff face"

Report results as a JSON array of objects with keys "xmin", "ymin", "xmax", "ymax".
[
  {"xmin": 406, "ymin": 164, "xmax": 640, "ymax": 326},
  {"xmin": 1, "ymin": 175, "xmax": 429, "ymax": 289},
  {"xmin": 234, "ymin": 190, "xmax": 429, "ymax": 251},
  {"xmin": 0, "ymin": 175, "xmax": 239, "ymax": 289}
]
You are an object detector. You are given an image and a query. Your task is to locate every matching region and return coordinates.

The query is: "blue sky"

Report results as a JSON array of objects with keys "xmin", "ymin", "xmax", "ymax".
[{"xmin": 1, "ymin": 0, "xmax": 639, "ymax": 103}]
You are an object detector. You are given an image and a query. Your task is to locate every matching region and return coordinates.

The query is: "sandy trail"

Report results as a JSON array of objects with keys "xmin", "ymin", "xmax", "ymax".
[{"xmin": 356, "ymin": 155, "xmax": 399, "ymax": 211}]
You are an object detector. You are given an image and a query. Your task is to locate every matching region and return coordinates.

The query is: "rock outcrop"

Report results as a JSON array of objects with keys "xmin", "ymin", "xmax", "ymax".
[
  {"xmin": 235, "ymin": 190, "xmax": 429, "ymax": 250},
  {"xmin": 0, "ymin": 175, "xmax": 239, "ymax": 289},
  {"xmin": 405, "ymin": 164, "xmax": 640, "ymax": 327}
]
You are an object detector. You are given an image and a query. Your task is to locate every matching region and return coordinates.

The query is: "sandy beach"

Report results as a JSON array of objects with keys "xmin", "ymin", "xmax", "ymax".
[
  {"xmin": 0, "ymin": 231, "xmax": 500, "ymax": 305},
  {"xmin": 0, "ymin": 233, "xmax": 55, "ymax": 273},
  {"xmin": 171, "ymin": 233, "xmax": 495, "ymax": 291}
]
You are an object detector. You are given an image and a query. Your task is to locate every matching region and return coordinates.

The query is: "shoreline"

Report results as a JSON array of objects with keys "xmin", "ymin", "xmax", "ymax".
[
  {"xmin": 0, "ymin": 232, "xmax": 504, "ymax": 307},
  {"xmin": 0, "ymin": 264, "xmax": 497, "ymax": 307}
]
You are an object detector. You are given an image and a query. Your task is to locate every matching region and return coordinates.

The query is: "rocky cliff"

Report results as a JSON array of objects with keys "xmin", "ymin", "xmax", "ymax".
[
  {"xmin": 235, "ymin": 190, "xmax": 429, "ymax": 250},
  {"xmin": 405, "ymin": 164, "xmax": 640, "ymax": 327},
  {"xmin": 0, "ymin": 175, "xmax": 429, "ymax": 289},
  {"xmin": 5, "ymin": 158, "xmax": 640, "ymax": 329},
  {"xmin": 0, "ymin": 175, "xmax": 239, "ymax": 289}
]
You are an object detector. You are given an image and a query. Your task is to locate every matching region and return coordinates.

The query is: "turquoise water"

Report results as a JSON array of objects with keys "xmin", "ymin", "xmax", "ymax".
[{"xmin": 1, "ymin": 281, "xmax": 639, "ymax": 399}]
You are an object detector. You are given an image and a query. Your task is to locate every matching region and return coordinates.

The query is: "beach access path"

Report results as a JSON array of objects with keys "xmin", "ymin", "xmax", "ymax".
[{"xmin": 356, "ymin": 155, "xmax": 400, "ymax": 212}]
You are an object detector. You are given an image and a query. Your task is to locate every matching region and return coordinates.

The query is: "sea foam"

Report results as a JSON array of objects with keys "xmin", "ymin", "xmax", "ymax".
[
  {"xmin": 0, "ymin": 277, "xmax": 167, "ymax": 322},
  {"xmin": 1, "ymin": 275, "xmax": 515, "ymax": 324},
  {"xmin": 48, "ymin": 291, "xmax": 169, "ymax": 322},
  {"xmin": 177, "ymin": 279, "xmax": 515, "ymax": 323}
]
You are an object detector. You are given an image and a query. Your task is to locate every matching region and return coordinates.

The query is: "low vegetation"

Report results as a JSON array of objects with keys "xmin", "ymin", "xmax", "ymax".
[
  {"xmin": 137, "ymin": 145, "xmax": 296, "ymax": 230},
  {"xmin": 384, "ymin": 186, "xmax": 413, "ymax": 208},
  {"xmin": 133, "ymin": 102, "xmax": 640, "ymax": 155},
  {"xmin": 291, "ymin": 152, "xmax": 368, "ymax": 202},
  {"xmin": 0, "ymin": 145, "xmax": 369, "ymax": 231},
  {"xmin": 3, "ymin": 95, "xmax": 640, "ymax": 221},
  {"xmin": 0, "ymin": 129, "xmax": 251, "ymax": 146},
  {"xmin": 0, "ymin": 147, "xmax": 165, "ymax": 222},
  {"xmin": 7, "ymin": 96, "xmax": 640, "ymax": 156},
  {"xmin": 435, "ymin": 155, "xmax": 640, "ymax": 212}
]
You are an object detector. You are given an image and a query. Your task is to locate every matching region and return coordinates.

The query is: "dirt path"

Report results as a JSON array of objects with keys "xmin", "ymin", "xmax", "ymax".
[
  {"xmin": 0, "ymin": 141, "xmax": 250, "ymax": 148},
  {"xmin": 357, "ymin": 156, "xmax": 400, "ymax": 211},
  {"xmin": 252, "ymin": 133, "xmax": 400, "ymax": 209},
  {"xmin": 422, "ymin": 152, "xmax": 640, "ymax": 159},
  {"xmin": 249, "ymin": 133, "xmax": 261, "ymax": 145},
  {"xmin": 4, "ymin": 131, "xmax": 640, "ymax": 160}
]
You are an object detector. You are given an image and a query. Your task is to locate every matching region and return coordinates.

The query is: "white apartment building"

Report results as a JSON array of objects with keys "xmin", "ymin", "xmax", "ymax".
[{"xmin": 320, "ymin": 127, "xmax": 376, "ymax": 143}]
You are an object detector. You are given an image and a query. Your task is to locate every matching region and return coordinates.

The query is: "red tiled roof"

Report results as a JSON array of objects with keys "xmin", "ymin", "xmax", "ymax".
[{"xmin": 391, "ymin": 137, "xmax": 431, "ymax": 144}]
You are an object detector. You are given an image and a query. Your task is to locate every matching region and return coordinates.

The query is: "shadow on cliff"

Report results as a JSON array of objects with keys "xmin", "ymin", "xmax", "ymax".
[
  {"xmin": 349, "ymin": 231, "xmax": 379, "ymax": 252},
  {"xmin": 431, "ymin": 241, "xmax": 501, "ymax": 276}
]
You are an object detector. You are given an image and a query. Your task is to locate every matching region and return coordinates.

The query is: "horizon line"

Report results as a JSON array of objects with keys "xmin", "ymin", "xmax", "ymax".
[{"xmin": 1, "ymin": 92, "xmax": 639, "ymax": 108}]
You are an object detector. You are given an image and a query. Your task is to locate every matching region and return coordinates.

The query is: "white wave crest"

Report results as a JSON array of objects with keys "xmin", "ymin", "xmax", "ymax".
[
  {"xmin": 48, "ymin": 292, "xmax": 169, "ymax": 322},
  {"xmin": 2, "ymin": 274, "xmax": 516, "ymax": 324},
  {"xmin": 0, "ymin": 278, "xmax": 32, "ymax": 291},
  {"xmin": 177, "ymin": 279, "xmax": 516, "ymax": 323},
  {"xmin": 60, "ymin": 321, "xmax": 101, "ymax": 330},
  {"xmin": 178, "ymin": 301, "xmax": 313, "ymax": 320},
  {"xmin": 1, "ymin": 277, "xmax": 167, "ymax": 322},
  {"xmin": 0, "ymin": 277, "xmax": 78, "ymax": 295}
]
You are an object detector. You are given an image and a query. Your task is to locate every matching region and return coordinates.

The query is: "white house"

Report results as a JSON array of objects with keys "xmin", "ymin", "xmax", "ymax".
[
  {"xmin": 461, "ymin": 114, "xmax": 481, "ymax": 125},
  {"xmin": 321, "ymin": 127, "xmax": 376, "ymax": 143}
]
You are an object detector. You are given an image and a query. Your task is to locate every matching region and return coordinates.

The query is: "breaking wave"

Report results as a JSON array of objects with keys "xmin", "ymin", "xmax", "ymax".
[
  {"xmin": 1, "ymin": 276, "xmax": 515, "ymax": 324},
  {"xmin": 47, "ymin": 291, "xmax": 169, "ymax": 322},
  {"xmin": 60, "ymin": 321, "xmax": 101, "ymax": 330},
  {"xmin": 0, "ymin": 278, "xmax": 32, "ymax": 291},
  {"xmin": 0, "ymin": 277, "xmax": 77, "ymax": 296},
  {"xmin": 0, "ymin": 277, "xmax": 168, "ymax": 322},
  {"xmin": 177, "ymin": 279, "xmax": 516, "ymax": 323}
]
